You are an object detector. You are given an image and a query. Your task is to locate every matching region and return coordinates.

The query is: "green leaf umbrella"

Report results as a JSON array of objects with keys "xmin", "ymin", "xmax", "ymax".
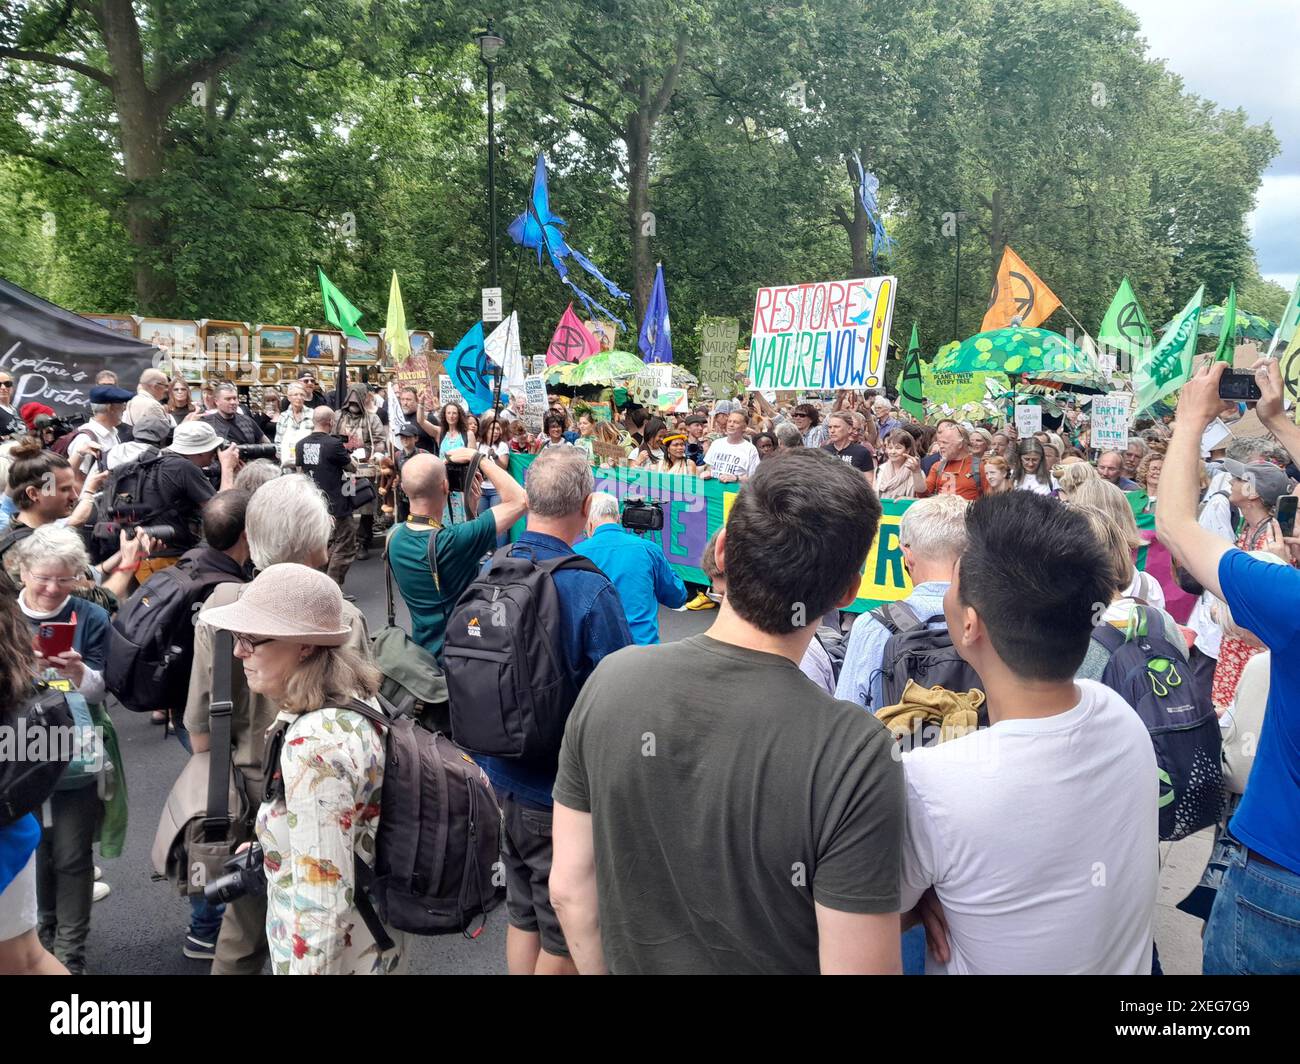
[
  {"xmin": 933, "ymin": 327, "xmax": 1089, "ymax": 377},
  {"xmin": 544, "ymin": 349, "xmax": 647, "ymax": 387},
  {"xmin": 1159, "ymin": 305, "xmax": 1275, "ymax": 342}
]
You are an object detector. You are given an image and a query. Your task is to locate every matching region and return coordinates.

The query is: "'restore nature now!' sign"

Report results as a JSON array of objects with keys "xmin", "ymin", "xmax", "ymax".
[{"xmin": 747, "ymin": 276, "xmax": 897, "ymax": 391}]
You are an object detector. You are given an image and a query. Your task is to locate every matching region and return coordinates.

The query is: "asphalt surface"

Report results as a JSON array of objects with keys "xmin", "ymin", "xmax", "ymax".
[
  {"xmin": 84, "ymin": 549, "xmax": 715, "ymax": 975},
  {"xmin": 83, "ymin": 552, "xmax": 1207, "ymax": 975}
]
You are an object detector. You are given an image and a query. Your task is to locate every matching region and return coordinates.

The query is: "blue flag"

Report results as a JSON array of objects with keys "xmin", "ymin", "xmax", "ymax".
[
  {"xmin": 639, "ymin": 262, "xmax": 672, "ymax": 364},
  {"xmin": 442, "ymin": 322, "xmax": 494, "ymax": 415}
]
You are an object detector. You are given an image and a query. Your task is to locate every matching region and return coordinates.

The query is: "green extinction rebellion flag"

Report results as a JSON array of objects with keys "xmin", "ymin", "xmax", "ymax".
[
  {"xmin": 1214, "ymin": 283, "xmax": 1237, "ymax": 365},
  {"xmin": 899, "ymin": 322, "xmax": 924, "ymax": 421},
  {"xmin": 317, "ymin": 267, "xmax": 367, "ymax": 341},
  {"xmin": 1135, "ymin": 285, "xmax": 1204, "ymax": 413},
  {"xmin": 1098, "ymin": 276, "xmax": 1153, "ymax": 360},
  {"xmin": 1267, "ymin": 275, "xmax": 1300, "ymax": 356}
]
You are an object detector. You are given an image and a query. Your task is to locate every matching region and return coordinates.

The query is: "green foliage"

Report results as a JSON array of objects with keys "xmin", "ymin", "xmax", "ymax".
[{"xmin": 0, "ymin": 0, "xmax": 1282, "ymax": 371}]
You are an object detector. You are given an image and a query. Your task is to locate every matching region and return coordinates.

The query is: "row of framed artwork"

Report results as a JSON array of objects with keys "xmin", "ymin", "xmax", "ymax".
[
  {"xmin": 81, "ymin": 313, "xmax": 431, "ymax": 365},
  {"xmin": 177, "ymin": 361, "xmax": 382, "ymax": 388}
]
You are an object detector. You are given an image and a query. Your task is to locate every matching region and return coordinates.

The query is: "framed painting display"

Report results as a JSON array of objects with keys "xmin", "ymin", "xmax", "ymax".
[
  {"xmin": 303, "ymin": 329, "xmax": 343, "ymax": 363},
  {"xmin": 82, "ymin": 313, "xmax": 138, "ymax": 339},
  {"xmin": 257, "ymin": 362, "xmax": 282, "ymax": 386},
  {"xmin": 254, "ymin": 324, "xmax": 300, "ymax": 361},
  {"xmin": 350, "ymin": 331, "xmax": 381, "ymax": 363},
  {"xmin": 137, "ymin": 318, "xmax": 200, "ymax": 359},
  {"xmin": 201, "ymin": 320, "xmax": 250, "ymax": 359}
]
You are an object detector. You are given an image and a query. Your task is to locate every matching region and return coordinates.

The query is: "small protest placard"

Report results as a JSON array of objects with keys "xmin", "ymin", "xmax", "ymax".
[
  {"xmin": 524, "ymin": 374, "xmax": 547, "ymax": 411},
  {"xmin": 1091, "ymin": 392, "xmax": 1132, "ymax": 451},
  {"xmin": 531, "ymin": 354, "xmax": 547, "ymax": 376},
  {"xmin": 1014, "ymin": 402, "xmax": 1042, "ymax": 437},
  {"xmin": 440, "ymin": 375, "xmax": 469, "ymax": 409}
]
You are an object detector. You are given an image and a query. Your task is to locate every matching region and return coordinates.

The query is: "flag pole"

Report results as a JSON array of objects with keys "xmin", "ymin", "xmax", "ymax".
[{"xmin": 336, "ymin": 334, "xmax": 348, "ymax": 408}]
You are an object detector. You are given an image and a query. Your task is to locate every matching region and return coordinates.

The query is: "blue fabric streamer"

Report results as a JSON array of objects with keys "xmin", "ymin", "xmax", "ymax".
[{"xmin": 852, "ymin": 151, "xmax": 895, "ymax": 272}]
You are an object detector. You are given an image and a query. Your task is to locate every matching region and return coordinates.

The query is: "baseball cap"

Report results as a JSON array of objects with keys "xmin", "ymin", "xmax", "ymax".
[
  {"xmin": 1223, "ymin": 458, "xmax": 1292, "ymax": 504},
  {"xmin": 166, "ymin": 420, "xmax": 222, "ymax": 456},
  {"xmin": 395, "ymin": 422, "xmax": 419, "ymax": 438}
]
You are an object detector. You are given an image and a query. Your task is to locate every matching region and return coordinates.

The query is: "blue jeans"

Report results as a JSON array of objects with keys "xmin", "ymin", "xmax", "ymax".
[
  {"xmin": 480, "ymin": 487, "xmax": 507, "ymax": 548},
  {"xmin": 189, "ymin": 894, "xmax": 225, "ymax": 942},
  {"xmin": 1202, "ymin": 840, "xmax": 1300, "ymax": 974}
]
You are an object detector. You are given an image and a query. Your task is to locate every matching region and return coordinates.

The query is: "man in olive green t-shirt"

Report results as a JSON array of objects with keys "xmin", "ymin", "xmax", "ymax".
[
  {"xmin": 388, "ymin": 448, "xmax": 527, "ymax": 659},
  {"xmin": 550, "ymin": 448, "xmax": 904, "ymax": 974}
]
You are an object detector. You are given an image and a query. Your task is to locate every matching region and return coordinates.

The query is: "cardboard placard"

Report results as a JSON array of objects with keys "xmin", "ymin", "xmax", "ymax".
[
  {"xmin": 440, "ymin": 375, "xmax": 469, "ymax": 409},
  {"xmin": 700, "ymin": 318, "xmax": 741, "ymax": 398},
  {"xmin": 524, "ymin": 374, "xmax": 547, "ymax": 410},
  {"xmin": 1091, "ymin": 392, "xmax": 1132, "ymax": 451}
]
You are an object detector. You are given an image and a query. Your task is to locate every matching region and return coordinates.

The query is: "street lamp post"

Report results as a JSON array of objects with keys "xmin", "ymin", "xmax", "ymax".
[{"xmin": 476, "ymin": 20, "xmax": 505, "ymax": 289}]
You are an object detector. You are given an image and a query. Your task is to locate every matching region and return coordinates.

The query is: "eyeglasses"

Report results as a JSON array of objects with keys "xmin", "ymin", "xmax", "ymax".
[
  {"xmin": 25, "ymin": 572, "xmax": 80, "ymax": 589},
  {"xmin": 233, "ymin": 633, "xmax": 276, "ymax": 654},
  {"xmin": 0, "ymin": 380, "xmax": 13, "ymax": 388}
]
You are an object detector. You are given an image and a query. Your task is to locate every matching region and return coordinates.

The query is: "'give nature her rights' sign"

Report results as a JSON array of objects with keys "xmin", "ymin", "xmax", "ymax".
[{"xmin": 748, "ymin": 276, "xmax": 897, "ymax": 391}]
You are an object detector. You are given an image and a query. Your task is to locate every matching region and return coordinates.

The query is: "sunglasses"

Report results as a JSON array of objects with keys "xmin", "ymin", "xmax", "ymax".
[
  {"xmin": 233, "ymin": 633, "xmax": 276, "ymax": 654},
  {"xmin": 0, "ymin": 380, "xmax": 13, "ymax": 388}
]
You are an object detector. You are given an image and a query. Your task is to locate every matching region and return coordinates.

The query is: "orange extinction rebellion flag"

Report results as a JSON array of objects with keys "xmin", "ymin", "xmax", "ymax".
[{"xmin": 981, "ymin": 246, "xmax": 1061, "ymax": 332}]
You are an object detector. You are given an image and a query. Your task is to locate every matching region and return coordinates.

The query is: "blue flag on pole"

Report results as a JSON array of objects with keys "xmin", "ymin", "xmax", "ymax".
[
  {"xmin": 639, "ymin": 262, "xmax": 672, "ymax": 364},
  {"xmin": 442, "ymin": 322, "xmax": 494, "ymax": 415}
]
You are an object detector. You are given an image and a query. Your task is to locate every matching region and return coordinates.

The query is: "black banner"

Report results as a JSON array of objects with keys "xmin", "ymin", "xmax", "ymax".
[{"xmin": 0, "ymin": 277, "xmax": 159, "ymax": 420}]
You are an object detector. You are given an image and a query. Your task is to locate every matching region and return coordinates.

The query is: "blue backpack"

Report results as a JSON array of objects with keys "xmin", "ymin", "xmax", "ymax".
[{"xmin": 1091, "ymin": 607, "xmax": 1224, "ymax": 841}]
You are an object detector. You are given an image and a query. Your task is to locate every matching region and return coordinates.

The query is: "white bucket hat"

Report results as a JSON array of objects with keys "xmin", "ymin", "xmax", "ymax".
[
  {"xmin": 166, "ymin": 420, "xmax": 222, "ymax": 456},
  {"xmin": 202, "ymin": 563, "xmax": 351, "ymax": 646}
]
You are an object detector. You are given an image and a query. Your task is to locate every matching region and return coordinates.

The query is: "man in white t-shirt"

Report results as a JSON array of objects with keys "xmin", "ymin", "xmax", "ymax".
[
  {"xmin": 703, "ymin": 411, "xmax": 759, "ymax": 483},
  {"xmin": 902, "ymin": 490, "xmax": 1158, "ymax": 975}
]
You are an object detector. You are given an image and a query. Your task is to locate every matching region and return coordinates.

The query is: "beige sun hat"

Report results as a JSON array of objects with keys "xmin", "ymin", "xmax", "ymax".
[{"xmin": 201, "ymin": 563, "xmax": 351, "ymax": 646}]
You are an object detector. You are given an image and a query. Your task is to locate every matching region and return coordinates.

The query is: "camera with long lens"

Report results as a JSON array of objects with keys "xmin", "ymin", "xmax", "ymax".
[
  {"xmin": 621, "ymin": 496, "xmax": 664, "ymax": 533},
  {"xmin": 221, "ymin": 441, "xmax": 279, "ymax": 462},
  {"xmin": 92, "ymin": 502, "xmax": 174, "ymax": 546},
  {"xmin": 203, "ymin": 844, "xmax": 266, "ymax": 904}
]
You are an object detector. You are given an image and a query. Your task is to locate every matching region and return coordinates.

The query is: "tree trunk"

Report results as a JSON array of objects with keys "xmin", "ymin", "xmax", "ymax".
[
  {"xmin": 98, "ymin": 0, "xmax": 176, "ymax": 313},
  {"xmin": 986, "ymin": 186, "xmax": 1005, "ymax": 287},
  {"xmin": 626, "ymin": 108, "xmax": 654, "ymax": 328}
]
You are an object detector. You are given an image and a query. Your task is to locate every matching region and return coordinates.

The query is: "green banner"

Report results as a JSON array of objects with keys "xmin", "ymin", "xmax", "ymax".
[{"xmin": 508, "ymin": 454, "xmax": 917, "ymax": 612}]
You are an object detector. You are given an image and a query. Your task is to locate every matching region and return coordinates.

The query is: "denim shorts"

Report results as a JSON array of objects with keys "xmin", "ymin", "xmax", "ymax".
[{"xmin": 500, "ymin": 797, "xmax": 568, "ymax": 957}]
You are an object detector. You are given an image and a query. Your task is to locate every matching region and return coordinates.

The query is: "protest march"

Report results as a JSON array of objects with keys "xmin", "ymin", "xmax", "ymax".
[{"xmin": 1, "ymin": 0, "xmax": 1298, "ymax": 1032}]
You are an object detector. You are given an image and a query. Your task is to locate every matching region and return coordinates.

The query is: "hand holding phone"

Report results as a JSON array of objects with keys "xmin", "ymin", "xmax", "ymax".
[
  {"xmin": 1276, "ymin": 494, "xmax": 1298, "ymax": 539},
  {"xmin": 35, "ymin": 617, "xmax": 77, "ymax": 658}
]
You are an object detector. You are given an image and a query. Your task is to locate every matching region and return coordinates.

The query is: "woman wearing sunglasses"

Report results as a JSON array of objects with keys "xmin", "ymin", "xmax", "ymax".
[
  {"xmin": 202, "ymin": 563, "xmax": 403, "ymax": 974},
  {"xmin": 0, "ymin": 374, "xmax": 24, "ymax": 439}
]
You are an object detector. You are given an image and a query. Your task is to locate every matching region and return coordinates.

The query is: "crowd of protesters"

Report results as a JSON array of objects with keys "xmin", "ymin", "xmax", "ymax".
[{"xmin": 0, "ymin": 355, "xmax": 1297, "ymax": 977}]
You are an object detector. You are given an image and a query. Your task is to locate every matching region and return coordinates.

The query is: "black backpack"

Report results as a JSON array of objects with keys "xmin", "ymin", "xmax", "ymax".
[
  {"xmin": 870, "ymin": 601, "xmax": 985, "ymax": 714},
  {"xmin": 263, "ymin": 697, "xmax": 502, "ymax": 941},
  {"xmin": 0, "ymin": 682, "xmax": 77, "ymax": 827},
  {"xmin": 90, "ymin": 450, "xmax": 174, "ymax": 563},
  {"xmin": 444, "ymin": 544, "xmax": 603, "ymax": 759},
  {"xmin": 107, "ymin": 553, "xmax": 244, "ymax": 712},
  {"xmin": 1091, "ymin": 608, "xmax": 1224, "ymax": 842}
]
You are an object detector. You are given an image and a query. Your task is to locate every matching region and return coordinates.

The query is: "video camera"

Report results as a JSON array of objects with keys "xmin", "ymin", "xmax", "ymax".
[
  {"xmin": 621, "ymin": 496, "xmax": 664, "ymax": 533},
  {"xmin": 220, "ymin": 441, "xmax": 279, "ymax": 462},
  {"xmin": 33, "ymin": 411, "xmax": 85, "ymax": 442}
]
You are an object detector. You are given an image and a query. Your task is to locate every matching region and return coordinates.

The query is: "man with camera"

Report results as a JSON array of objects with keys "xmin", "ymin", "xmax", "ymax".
[
  {"xmin": 295, "ymin": 404, "xmax": 359, "ymax": 587},
  {"xmin": 574, "ymin": 493, "xmax": 687, "ymax": 645},
  {"xmin": 387, "ymin": 447, "xmax": 527, "ymax": 660},
  {"xmin": 98, "ymin": 420, "xmax": 240, "ymax": 580},
  {"xmin": 203, "ymin": 383, "xmax": 270, "ymax": 446}
]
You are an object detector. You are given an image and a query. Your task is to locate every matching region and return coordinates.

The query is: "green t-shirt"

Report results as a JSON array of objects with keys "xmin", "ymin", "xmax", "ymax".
[
  {"xmin": 387, "ymin": 511, "xmax": 497, "ymax": 659},
  {"xmin": 553, "ymin": 634, "xmax": 904, "ymax": 974}
]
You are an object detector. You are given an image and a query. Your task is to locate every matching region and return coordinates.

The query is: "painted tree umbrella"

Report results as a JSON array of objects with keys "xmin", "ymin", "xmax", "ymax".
[
  {"xmin": 933, "ymin": 327, "xmax": 1090, "ymax": 377},
  {"xmin": 1158, "ymin": 304, "xmax": 1276, "ymax": 343},
  {"xmin": 544, "ymin": 348, "xmax": 646, "ymax": 386}
]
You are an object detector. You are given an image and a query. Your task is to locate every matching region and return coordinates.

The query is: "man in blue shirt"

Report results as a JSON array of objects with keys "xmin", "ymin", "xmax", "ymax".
[
  {"xmin": 575, "ymin": 493, "xmax": 687, "ymax": 644},
  {"xmin": 1156, "ymin": 358, "xmax": 1300, "ymax": 975},
  {"xmin": 478, "ymin": 448, "xmax": 633, "ymax": 976},
  {"xmin": 836, "ymin": 494, "xmax": 971, "ymax": 711}
]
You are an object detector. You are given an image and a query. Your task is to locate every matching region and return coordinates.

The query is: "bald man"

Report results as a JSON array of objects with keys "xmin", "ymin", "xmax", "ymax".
[
  {"xmin": 296, "ymin": 404, "xmax": 358, "ymax": 586},
  {"xmin": 1096, "ymin": 450, "xmax": 1139, "ymax": 491},
  {"xmin": 389, "ymin": 448, "xmax": 528, "ymax": 659}
]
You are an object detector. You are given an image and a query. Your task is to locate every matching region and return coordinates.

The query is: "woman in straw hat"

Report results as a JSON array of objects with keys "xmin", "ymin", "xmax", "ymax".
[{"xmin": 203, "ymin": 563, "xmax": 403, "ymax": 974}]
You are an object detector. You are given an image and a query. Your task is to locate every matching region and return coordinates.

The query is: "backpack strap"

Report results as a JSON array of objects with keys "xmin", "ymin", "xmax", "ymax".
[
  {"xmin": 1089, "ymin": 618, "xmax": 1128, "ymax": 655},
  {"xmin": 870, "ymin": 600, "xmax": 923, "ymax": 635},
  {"xmin": 337, "ymin": 697, "xmax": 396, "ymax": 953},
  {"xmin": 202, "ymin": 630, "xmax": 235, "ymax": 842}
]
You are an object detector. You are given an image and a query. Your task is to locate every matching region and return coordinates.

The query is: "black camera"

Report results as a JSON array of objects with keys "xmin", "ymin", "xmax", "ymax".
[
  {"xmin": 123, "ymin": 523, "xmax": 176, "ymax": 543},
  {"xmin": 621, "ymin": 496, "xmax": 664, "ymax": 532},
  {"xmin": 204, "ymin": 844, "xmax": 266, "ymax": 904},
  {"xmin": 1217, "ymin": 369, "xmax": 1262, "ymax": 402},
  {"xmin": 222, "ymin": 441, "xmax": 279, "ymax": 462}
]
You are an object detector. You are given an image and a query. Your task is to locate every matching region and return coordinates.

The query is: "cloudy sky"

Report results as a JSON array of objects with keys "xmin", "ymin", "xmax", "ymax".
[{"xmin": 1123, "ymin": 0, "xmax": 1298, "ymax": 293}]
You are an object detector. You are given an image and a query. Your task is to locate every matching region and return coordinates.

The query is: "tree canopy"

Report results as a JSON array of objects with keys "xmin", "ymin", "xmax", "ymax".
[{"xmin": 1, "ymin": 0, "xmax": 1284, "ymax": 372}]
